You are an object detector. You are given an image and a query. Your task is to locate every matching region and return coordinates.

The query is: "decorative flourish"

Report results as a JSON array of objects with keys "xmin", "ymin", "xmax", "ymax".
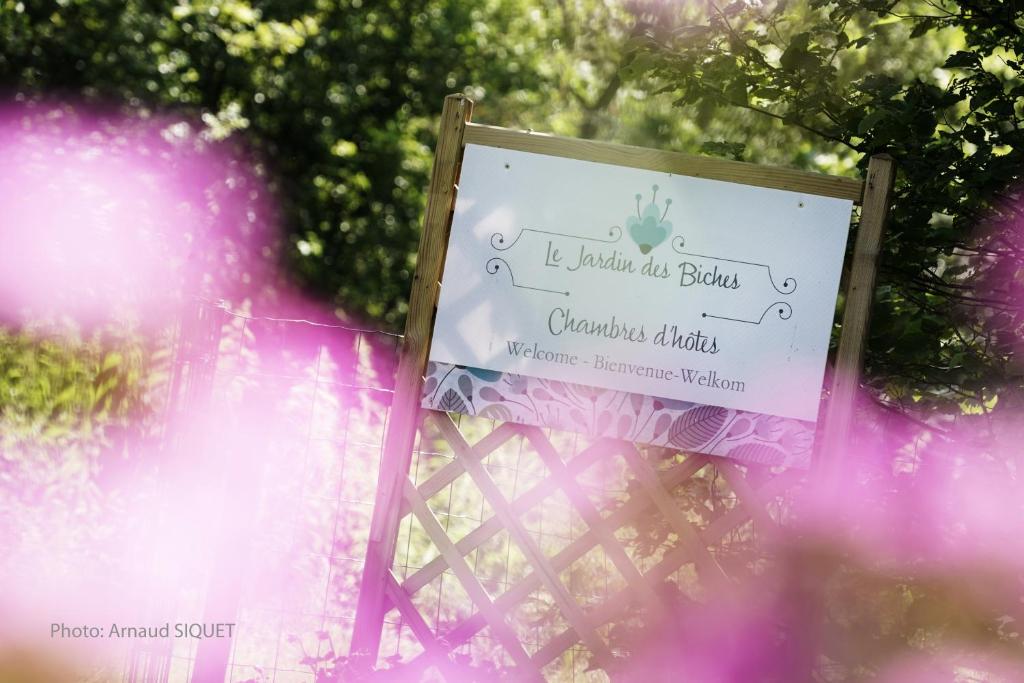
[
  {"xmin": 627, "ymin": 184, "xmax": 674, "ymax": 254},
  {"xmin": 485, "ymin": 258, "xmax": 569, "ymax": 296},
  {"xmin": 702, "ymin": 301, "xmax": 793, "ymax": 325},
  {"xmin": 671, "ymin": 234, "xmax": 687, "ymax": 252},
  {"xmin": 670, "ymin": 245, "xmax": 797, "ymax": 294},
  {"xmin": 490, "ymin": 225, "xmax": 622, "ymax": 251}
]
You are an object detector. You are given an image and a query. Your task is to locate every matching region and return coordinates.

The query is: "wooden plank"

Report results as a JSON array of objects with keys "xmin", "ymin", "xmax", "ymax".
[
  {"xmin": 621, "ymin": 444, "xmax": 730, "ymax": 587},
  {"xmin": 798, "ymin": 154, "xmax": 895, "ymax": 680},
  {"xmin": 434, "ymin": 416, "xmax": 618, "ymax": 672},
  {"xmin": 384, "ymin": 571, "xmax": 438, "ymax": 648},
  {"xmin": 402, "ymin": 478, "xmax": 543, "ymax": 679},
  {"xmin": 717, "ymin": 461, "xmax": 776, "ymax": 532},
  {"xmin": 403, "ymin": 449, "xmax": 710, "ymax": 670},
  {"xmin": 383, "ymin": 570, "xmax": 466, "ymax": 680},
  {"xmin": 522, "ymin": 428, "xmax": 669, "ymax": 622},
  {"xmin": 499, "ymin": 453, "xmax": 709, "ymax": 612},
  {"xmin": 531, "ymin": 468, "xmax": 804, "ymax": 667},
  {"xmin": 351, "ymin": 94, "xmax": 474, "ymax": 660},
  {"xmin": 424, "ymin": 457, "xmax": 713, "ymax": 657},
  {"xmin": 399, "ymin": 421, "xmax": 524, "ymax": 518},
  {"xmin": 402, "ymin": 433, "xmax": 617, "ymax": 595},
  {"xmin": 380, "ymin": 577, "xmax": 483, "ymax": 683},
  {"xmin": 409, "ymin": 451, "xmax": 707, "ymax": 607},
  {"xmin": 422, "ymin": 465, "xmax": 802, "ymax": 670},
  {"xmin": 464, "ymin": 123, "xmax": 865, "ymax": 203},
  {"xmin": 816, "ymin": 154, "xmax": 896, "ymax": 477}
]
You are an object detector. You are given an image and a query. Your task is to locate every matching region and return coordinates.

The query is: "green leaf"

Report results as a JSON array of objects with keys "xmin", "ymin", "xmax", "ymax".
[
  {"xmin": 943, "ymin": 51, "xmax": 979, "ymax": 68},
  {"xmin": 858, "ymin": 109, "xmax": 888, "ymax": 135},
  {"xmin": 780, "ymin": 32, "xmax": 815, "ymax": 72}
]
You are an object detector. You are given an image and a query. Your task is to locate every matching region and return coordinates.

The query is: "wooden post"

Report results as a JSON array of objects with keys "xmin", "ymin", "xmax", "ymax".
[
  {"xmin": 792, "ymin": 153, "xmax": 895, "ymax": 679},
  {"xmin": 350, "ymin": 94, "xmax": 473, "ymax": 661},
  {"xmin": 816, "ymin": 153, "xmax": 896, "ymax": 478}
]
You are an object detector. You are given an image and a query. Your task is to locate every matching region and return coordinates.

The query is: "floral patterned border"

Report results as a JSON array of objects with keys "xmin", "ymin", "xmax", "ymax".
[{"xmin": 421, "ymin": 361, "xmax": 815, "ymax": 469}]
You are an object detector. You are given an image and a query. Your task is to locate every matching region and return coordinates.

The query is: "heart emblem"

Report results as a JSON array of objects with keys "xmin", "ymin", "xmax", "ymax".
[{"xmin": 626, "ymin": 185, "xmax": 673, "ymax": 254}]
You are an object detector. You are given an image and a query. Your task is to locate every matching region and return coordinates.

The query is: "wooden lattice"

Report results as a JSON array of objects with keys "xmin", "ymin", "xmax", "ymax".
[{"xmin": 372, "ymin": 410, "xmax": 803, "ymax": 679}]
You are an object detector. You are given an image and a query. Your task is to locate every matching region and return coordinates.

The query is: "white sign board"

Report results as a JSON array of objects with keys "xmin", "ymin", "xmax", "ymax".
[{"xmin": 424, "ymin": 144, "xmax": 854, "ymax": 468}]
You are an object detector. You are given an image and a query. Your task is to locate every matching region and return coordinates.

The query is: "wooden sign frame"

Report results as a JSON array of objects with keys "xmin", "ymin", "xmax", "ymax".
[{"xmin": 350, "ymin": 94, "xmax": 895, "ymax": 672}]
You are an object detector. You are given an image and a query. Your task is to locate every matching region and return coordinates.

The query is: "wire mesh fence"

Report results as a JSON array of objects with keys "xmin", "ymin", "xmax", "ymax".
[{"xmin": 128, "ymin": 300, "xmax": 400, "ymax": 683}]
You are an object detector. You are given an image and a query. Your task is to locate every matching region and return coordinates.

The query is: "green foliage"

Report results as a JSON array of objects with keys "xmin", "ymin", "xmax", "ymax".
[
  {"xmin": 0, "ymin": 325, "xmax": 164, "ymax": 510},
  {"xmin": 627, "ymin": 0, "xmax": 1023, "ymax": 416},
  {"xmin": 622, "ymin": 4, "xmax": 1023, "ymax": 673},
  {"xmin": 0, "ymin": 327, "xmax": 159, "ymax": 443},
  {"xmin": 4, "ymin": 0, "xmax": 1018, "ymax": 412},
  {"xmin": 0, "ymin": 0, "xmax": 638, "ymax": 329}
]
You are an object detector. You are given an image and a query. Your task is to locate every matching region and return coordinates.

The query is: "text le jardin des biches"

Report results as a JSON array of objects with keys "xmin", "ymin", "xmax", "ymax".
[{"xmin": 540, "ymin": 238, "xmax": 742, "ymax": 355}]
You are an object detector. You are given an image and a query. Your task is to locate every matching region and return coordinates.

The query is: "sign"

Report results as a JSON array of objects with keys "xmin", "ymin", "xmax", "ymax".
[{"xmin": 423, "ymin": 144, "xmax": 855, "ymax": 468}]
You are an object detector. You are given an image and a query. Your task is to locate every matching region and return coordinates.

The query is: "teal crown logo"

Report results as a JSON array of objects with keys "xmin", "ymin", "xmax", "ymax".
[{"xmin": 627, "ymin": 185, "xmax": 673, "ymax": 254}]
